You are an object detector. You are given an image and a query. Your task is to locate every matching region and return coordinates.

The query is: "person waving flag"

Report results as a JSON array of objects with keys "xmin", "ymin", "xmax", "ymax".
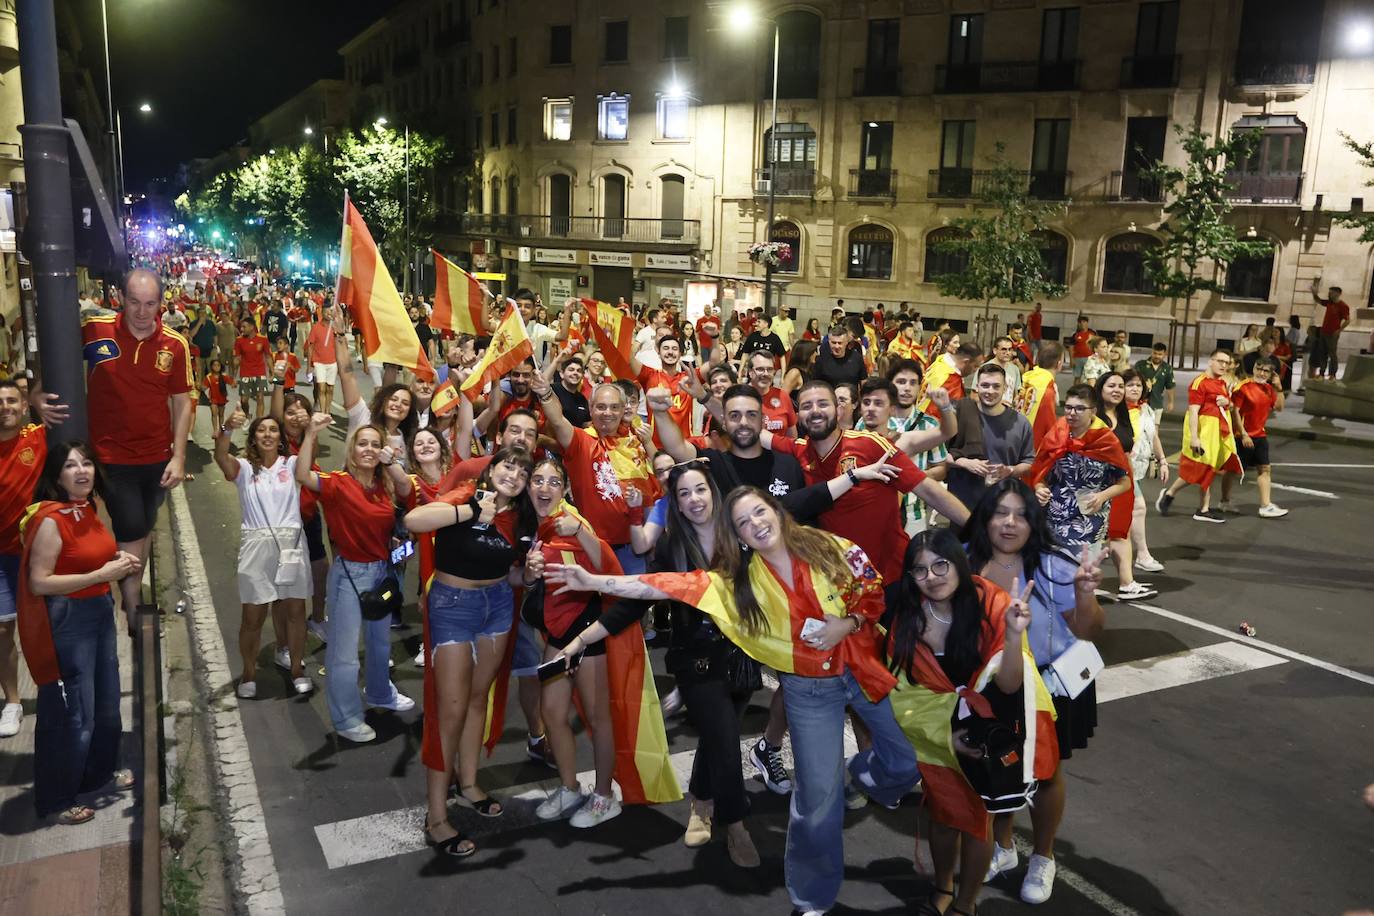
[{"xmin": 430, "ymin": 249, "xmax": 488, "ymax": 337}]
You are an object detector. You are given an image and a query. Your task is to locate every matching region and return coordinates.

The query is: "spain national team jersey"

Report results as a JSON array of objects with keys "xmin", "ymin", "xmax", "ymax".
[
  {"xmin": 0, "ymin": 424, "xmax": 47, "ymax": 554},
  {"xmin": 82, "ymin": 314, "xmax": 193, "ymax": 465},
  {"xmin": 771, "ymin": 430, "xmax": 926, "ymax": 584},
  {"xmin": 760, "ymin": 386, "xmax": 797, "ymax": 434},
  {"xmin": 637, "ymin": 364, "xmax": 700, "ymax": 443}
]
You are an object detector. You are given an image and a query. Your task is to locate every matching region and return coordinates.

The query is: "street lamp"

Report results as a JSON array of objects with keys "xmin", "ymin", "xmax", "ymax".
[
  {"xmin": 1348, "ymin": 22, "xmax": 1374, "ymax": 53},
  {"xmin": 729, "ymin": 4, "xmax": 780, "ymax": 317},
  {"xmin": 138, "ymin": 102, "xmax": 152, "ymax": 113},
  {"xmin": 303, "ymin": 126, "xmax": 314, "ymax": 136}
]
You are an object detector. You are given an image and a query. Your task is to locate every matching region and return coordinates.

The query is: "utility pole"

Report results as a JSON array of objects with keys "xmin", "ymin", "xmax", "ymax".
[{"xmin": 16, "ymin": 0, "xmax": 87, "ymax": 440}]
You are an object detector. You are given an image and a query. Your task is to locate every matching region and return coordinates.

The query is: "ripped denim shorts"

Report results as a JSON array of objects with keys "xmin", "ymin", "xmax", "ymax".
[{"xmin": 426, "ymin": 579, "xmax": 514, "ymax": 658}]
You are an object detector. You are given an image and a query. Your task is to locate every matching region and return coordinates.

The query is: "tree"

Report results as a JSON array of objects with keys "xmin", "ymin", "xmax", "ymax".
[
  {"xmin": 931, "ymin": 143, "xmax": 1068, "ymax": 347},
  {"xmin": 1332, "ymin": 132, "xmax": 1374, "ymax": 243},
  {"xmin": 1142, "ymin": 125, "xmax": 1273, "ymax": 366}
]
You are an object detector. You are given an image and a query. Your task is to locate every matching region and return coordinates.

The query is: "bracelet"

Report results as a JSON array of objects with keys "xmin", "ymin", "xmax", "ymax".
[
  {"xmin": 273, "ymin": 378, "xmax": 285, "ymax": 387},
  {"xmin": 453, "ymin": 502, "xmax": 463, "ymax": 525},
  {"xmin": 850, "ymin": 615, "xmax": 864, "ymax": 633},
  {"xmin": 846, "ymin": 468, "xmax": 859, "ymax": 485},
  {"xmin": 538, "ymin": 391, "xmax": 554, "ymax": 402}
]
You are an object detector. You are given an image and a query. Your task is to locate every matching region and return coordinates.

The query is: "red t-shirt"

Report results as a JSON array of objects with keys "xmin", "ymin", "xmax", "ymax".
[
  {"xmin": 204, "ymin": 373, "xmax": 232, "ymax": 406},
  {"xmin": 1320, "ymin": 300, "xmax": 1350, "ymax": 335},
  {"xmin": 1188, "ymin": 374, "xmax": 1233, "ymax": 436},
  {"xmin": 82, "ymin": 314, "xmax": 194, "ymax": 465},
  {"xmin": 696, "ymin": 316, "xmax": 720, "ymax": 350},
  {"xmin": 51, "ymin": 501, "xmax": 118, "ymax": 599},
  {"xmin": 561, "ymin": 426, "xmax": 658, "ymax": 546},
  {"xmin": 273, "ymin": 353, "xmax": 301, "ymax": 388},
  {"xmin": 770, "ymin": 430, "xmax": 925, "ymax": 584},
  {"xmin": 437, "ymin": 455, "xmax": 494, "ymax": 493},
  {"xmin": 1232, "ymin": 379, "xmax": 1278, "ymax": 439},
  {"xmin": 234, "ymin": 334, "xmax": 272, "ymax": 377},
  {"xmin": 760, "ymin": 386, "xmax": 797, "ymax": 434},
  {"xmin": 316, "ymin": 472, "xmax": 396, "ymax": 562},
  {"xmin": 1028, "ymin": 311, "xmax": 1043, "ymax": 340},
  {"xmin": 498, "ymin": 393, "xmax": 545, "ymax": 433},
  {"xmin": 1070, "ymin": 329, "xmax": 1094, "ymax": 359},
  {"xmin": 306, "ymin": 322, "xmax": 337, "ymax": 365},
  {"xmin": 0, "ymin": 424, "xmax": 46, "ymax": 554},
  {"xmin": 637, "ymin": 364, "xmax": 699, "ymax": 441}
]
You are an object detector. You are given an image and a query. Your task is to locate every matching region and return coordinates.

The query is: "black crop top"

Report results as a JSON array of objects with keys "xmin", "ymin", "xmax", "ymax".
[{"xmin": 434, "ymin": 514, "xmax": 529, "ymax": 579}]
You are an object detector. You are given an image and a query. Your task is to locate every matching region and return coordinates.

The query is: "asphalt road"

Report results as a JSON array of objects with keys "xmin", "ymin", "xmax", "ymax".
[{"xmin": 176, "ymin": 410, "xmax": 1374, "ymax": 916}]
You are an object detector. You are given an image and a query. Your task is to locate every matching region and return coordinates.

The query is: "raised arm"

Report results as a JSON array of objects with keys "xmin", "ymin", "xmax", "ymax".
[
  {"xmin": 994, "ymin": 580, "xmax": 1033, "ymax": 694},
  {"xmin": 530, "ymin": 372, "xmax": 575, "ymax": 450},
  {"xmin": 294, "ymin": 413, "xmax": 330, "ymax": 492},
  {"xmin": 213, "ymin": 409, "xmax": 247, "ymax": 480},
  {"xmin": 644, "ymin": 386, "xmax": 697, "ymax": 462},
  {"xmin": 450, "ymin": 393, "xmax": 475, "ymax": 459},
  {"xmin": 332, "ymin": 307, "xmax": 363, "ymax": 412},
  {"xmin": 914, "ymin": 476, "xmax": 970, "ymax": 529}
]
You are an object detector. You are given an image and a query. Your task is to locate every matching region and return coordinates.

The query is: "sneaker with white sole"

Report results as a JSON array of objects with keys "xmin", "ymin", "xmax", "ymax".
[
  {"xmin": 749, "ymin": 738, "xmax": 793, "ymax": 794},
  {"xmin": 569, "ymin": 792, "xmax": 621, "ymax": 828},
  {"xmin": 1258, "ymin": 503, "xmax": 1289, "ymax": 518},
  {"xmin": 413, "ymin": 647, "xmax": 425, "ymax": 667},
  {"xmin": 274, "ymin": 646, "xmax": 291, "ymax": 671},
  {"xmin": 366, "ymin": 690, "xmax": 415, "ymax": 712},
  {"xmin": 292, "ymin": 677, "xmax": 314, "ymax": 695},
  {"xmin": 985, "ymin": 842, "xmax": 1019, "ymax": 882},
  {"xmin": 1155, "ymin": 491, "xmax": 1175, "ymax": 516},
  {"xmin": 1134, "ymin": 555, "xmax": 1165, "ymax": 573},
  {"xmin": 536, "ymin": 785, "xmax": 587, "ymax": 820},
  {"xmin": 1021, "ymin": 853, "xmax": 1057, "ymax": 904},
  {"xmin": 236, "ymin": 681, "xmax": 257, "ymax": 699},
  {"xmin": 843, "ymin": 779, "xmax": 869, "ymax": 810},
  {"xmin": 1117, "ymin": 582, "xmax": 1158, "ymax": 600},
  {"xmin": 0, "ymin": 702, "xmax": 23, "ymax": 737},
  {"xmin": 1192, "ymin": 509, "xmax": 1226, "ymax": 523},
  {"xmin": 307, "ymin": 619, "xmax": 328, "ymax": 643},
  {"xmin": 337, "ymin": 723, "xmax": 376, "ymax": 743}
]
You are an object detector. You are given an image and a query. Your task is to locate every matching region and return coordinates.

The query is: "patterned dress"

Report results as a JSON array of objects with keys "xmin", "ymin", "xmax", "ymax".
[{"xmin": 1044, "ymin": 451, "xmax": 1125, "ymax": 546}]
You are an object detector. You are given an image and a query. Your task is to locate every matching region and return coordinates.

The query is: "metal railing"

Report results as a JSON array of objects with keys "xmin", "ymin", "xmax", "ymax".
[
  {"xmin": 444, "ymin": 212, "xmax": 701, "ymax": 244},
  {"xmin": 1233, "ymin": 59, "xmax": 1316, "ymax": 86},
  {"xmin": 1108, "ymin": 170, "xmax": 1165, "ymax": 202},
  {"xmin": 853, "ymin": 66, "xmax": 902, "ymax": 96},
  {"xmin": 1028, "ymin": 170, "xmax": 1071, "ymax": 200},
  {"xmin": 134, "ymin": 531, "xmax": 165, "ymax": 916},
  {"xmin": 1120, "ymin": 54, "xmax": 1180, "ymax": 88},
  {"xmin": 1223, "ymin": 172, "xmax": 1304, "ymax": 204},
  {"xmin": 935, "ymin": 59, "xmax": 1080, "ymax": 93},
  {"xmin": 754, "ymin": 168, "xmax": 816, "ymax": 198},
  {"xmin": 926, "ymin": 168, "xmax": 1071, "ymax": 200},
  {"xmin": 848, "ymin": 168, "xmax": 897, "ymax": 198}
]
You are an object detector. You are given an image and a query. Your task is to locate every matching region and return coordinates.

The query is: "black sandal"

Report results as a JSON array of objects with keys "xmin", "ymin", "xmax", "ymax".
[
  {"xmin": 423, "ymin": 821, "xmax": 475, "ymax": 858},
  {"xmin": 455, "ymin": 785, "xmax": 503, "ymax": 818},
  {"xmin": 913, "ymin": 888, "xmax": 954, "ymax": 916}
]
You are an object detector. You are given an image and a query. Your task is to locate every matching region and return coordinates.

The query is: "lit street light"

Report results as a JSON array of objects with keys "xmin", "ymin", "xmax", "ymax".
[
  {"xmin": 138, "ymin": 102, "xmax": 152, "ymax": 113},
  {"xmin": 1348, "ymin": 22, "xmax": 1373, "ymax": 53},
  {"xmin": 303, "ymin": 126, "xmax": 314, "ymax": 136}
]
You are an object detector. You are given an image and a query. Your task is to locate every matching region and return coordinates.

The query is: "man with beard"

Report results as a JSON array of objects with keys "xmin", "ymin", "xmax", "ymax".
[
  {"xmin": 477, "ymin": 356, "xmax": 544, "ymax": 441},
  {"xmin": 942, "ymin": 363, "xmax": 1036, "ymax": 509},
  {"xmin": 630, "ymin": 322, "xmax": 720, "ymax": 446}
]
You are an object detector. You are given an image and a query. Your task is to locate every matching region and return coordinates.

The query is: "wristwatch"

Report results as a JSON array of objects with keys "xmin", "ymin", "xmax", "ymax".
[{"xmin": 846, "ymin": 468, "xmax": 859, "ymax": 485}]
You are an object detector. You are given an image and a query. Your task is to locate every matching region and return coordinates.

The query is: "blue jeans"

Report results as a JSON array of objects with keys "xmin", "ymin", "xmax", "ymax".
[
  {"xmin": 326, "ymin": 558, "xmax": 399, "ymax": 732},
  {"xmin": 34, "ymin": 593, "xmax": 122, "ymax": 816},
  {"xmin": 780, "ymin": 670, "xmax": 920, "ymax": 913},
  {"xmin": 613, "ymin": 542, "xmax": 645, "ymax": 575}
]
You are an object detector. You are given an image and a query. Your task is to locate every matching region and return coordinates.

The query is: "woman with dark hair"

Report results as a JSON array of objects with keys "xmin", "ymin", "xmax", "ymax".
[
  {"xmin": 1094, "ymin": 372, "xmax": 1156, "ymax": 600},
  {"xmin": 965, "ymin": 480, "xmax": 1106, "ymax": 904},
  {"xmin": 404, "ymin": 426, "xmax": 454, "ymax": 668},
  {"xmin": 1029, "ymin": 384, "xmax": 1132, "ymax": 549},
  {"xmin": 403, "ymin": 445, "xmax": 537, "ymax": 856},
  {"xmin": 783, "ymin": 338, "xmax": 819, "ymax": 405},
  {"xmin": 802, "ymin": 317, "xmax": 821, "ymax": 341},
  {"xmin": 883, "ymin": 528, "xmax": 1055, "ymax": 916},
  {"xmin": 18, "ymin": 441, "xmax": 138, "ymax": 823},
  {"xmin": 271, "ymin": 388, "xmax": 329, "ymax": 641},
  {"xmin": 332, "ymin": 310, "xmax": 418, "ymax": 465},
  {"xmin": 213, "ymin": 411, "xmax": 313, "ymax": 698},
  {"xmin": 556, "ymin": 461, "xmax": 760, "ymax": 863},
  {"xmin": 548, "ymin": 486, "xmax": 918, "ymax": 914},
  {"xmin": 1122, "ymin": 371, "xmax": 1168, "ymax": 573}
]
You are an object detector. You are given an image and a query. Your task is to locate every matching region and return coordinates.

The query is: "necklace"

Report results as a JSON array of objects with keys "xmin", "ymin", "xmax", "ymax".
[
  {"xmin": 991, "ymin": 553, "xmax": 1019, "ymax": 572},
  {"xmin": 923, "ymin": 600, "xmax": 952, "ymax": 625}
]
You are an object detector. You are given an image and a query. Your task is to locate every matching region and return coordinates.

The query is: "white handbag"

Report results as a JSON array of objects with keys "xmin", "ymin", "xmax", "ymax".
[{"xmin": 1047, "ymin": 638, "xmax": 1104, "ymax": 700}]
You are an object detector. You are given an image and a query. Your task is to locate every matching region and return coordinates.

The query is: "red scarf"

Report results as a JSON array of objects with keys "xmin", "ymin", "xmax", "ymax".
[
  {"xmin": 16, "ymin": 502, "xmax": 70, "ymax": 685},
  {"xmin": 1028, "ymin": 417, "xmax": 1131, "ymax": 487}
]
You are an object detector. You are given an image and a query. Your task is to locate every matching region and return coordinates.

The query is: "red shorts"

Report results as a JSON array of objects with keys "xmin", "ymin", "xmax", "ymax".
[{"xmin": 1107, "ymin": 486, "xmax": 1134, "ymax": 541}]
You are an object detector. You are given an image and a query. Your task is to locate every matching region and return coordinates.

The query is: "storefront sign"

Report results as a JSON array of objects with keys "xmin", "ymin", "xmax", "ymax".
[
  {"xmin": 535, "ymin": 248, "xmax": 577, "ymax": 264},
  {"xmin": 588, "ymin": 250, "xmax": 634, "ymax": 267},
  {"xmin": 500, "ymin": 245, "xmax": 522, "ymax": 261},
  {"xmin": 643, "ymin": 253, "xmax": 693, "ymax": 271},
  {"xmin": 547, "ymin": 276, "xmax": 574, "ymax": 302}
]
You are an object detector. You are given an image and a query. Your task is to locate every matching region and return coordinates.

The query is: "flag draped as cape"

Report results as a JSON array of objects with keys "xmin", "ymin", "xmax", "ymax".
[
  {"xmin": 1015, "ymin": 366, "xmax": 1059, "ymax": 448},
  {"xmin": 1178, "ymin": 374, "xmax": 1242, "ymax": 488},
  {"xmin": 1027, "ymin": 416, "xmax": 1131, "ymax": 487},
  {"xmin": 16, "ymin": 502, "xmax": 67, "ymax": 686}
]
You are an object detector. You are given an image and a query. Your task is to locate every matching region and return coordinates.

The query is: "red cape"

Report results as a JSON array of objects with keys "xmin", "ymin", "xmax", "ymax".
[{"xmin": 1028, "ymin": 418, "xmax": 1131, "ymax": 487}]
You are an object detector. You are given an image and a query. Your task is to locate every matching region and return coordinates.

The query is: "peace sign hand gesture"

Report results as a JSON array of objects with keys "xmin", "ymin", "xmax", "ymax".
[
  {"xmin": 1005, "ymin": 575, "xmax": 1035, "ymax": 635},
  {"xmin": 1073, "ymin": 545, "xmax": 1104, "ymax": 595}
]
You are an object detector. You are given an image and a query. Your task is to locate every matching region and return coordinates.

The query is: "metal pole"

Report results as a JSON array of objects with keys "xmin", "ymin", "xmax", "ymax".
[
  {"xmin": 764, "ymin": 22, "xmax": 778, "ymax": 318},
  {"xmin": 99, "ymin": 0, "xmax": 120, "ymax": 219},
  {"xmin": 16, "ymin": 0, "xmax": 87, "ymax": 440},
  {"xmin": 116, "ymin": 109, "xmax": 126, "ymax": 237},
  {"xmin": 404, "ymin": 125, "xmax": 411, "ymax": 294}
]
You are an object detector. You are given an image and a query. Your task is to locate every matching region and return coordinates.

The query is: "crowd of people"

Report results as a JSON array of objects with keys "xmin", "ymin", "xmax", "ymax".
[{"xmin": 0, "ymin": 263, "xmax": 1308, "ymax": 916}]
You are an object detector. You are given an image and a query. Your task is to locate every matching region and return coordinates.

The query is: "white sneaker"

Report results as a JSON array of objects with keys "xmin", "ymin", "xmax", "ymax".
[
  {"xmin": 337, "ymin": 723, "xmax": 376, "ymax": 743},
  {"xmin": 985, "ymin": 842, "xmax": 1019, "ymax": 882},
  {"xmin": 307, "ymin": 619, "xmax": 329, "ymax": 642},
  {"xmin": 569, "ymin": 792, "xmax": 621, "ymax": 828},
  {"xmin": 536, "ymin": 785, "xmax": 587, "ymax": 820},
  {"xmin": 1134, "ymin": 555, "xmax": 1165, "ymax": 573},
  {"xmin": 236, "ymin": 681, "xmax": 257, "ymax": 699},
  {"xmin": 1258, "ymin": 503, "xmax": 1290, "ymax": 518},
  {"xmin": 1021, "ymin": 853, "xmax": 1057, "ymax": 904},
  {"xmin": 274, "ymin": 646, "xmax": 291, "ymax": 671},
  {"xmin": 292, "ymin": 677, "xmax": 314, "ymax": 695},
  {"xmin": 1117, "ymin": 581, "xmax": 1158, "ymax": 600},
  {"xmin": 366, "ymin": 690, "xmax": 415, "ymax": 712},
  {"xmin": 413, "ymin": 648, "xmax": 425, "ymax": 667},
  {"xmin": 0, "ymin": 702, "xmax": 23, "ymax": 737}
]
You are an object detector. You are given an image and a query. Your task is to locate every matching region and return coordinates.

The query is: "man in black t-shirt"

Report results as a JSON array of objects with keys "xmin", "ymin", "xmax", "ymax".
[
  {"xmin": 741, "ymin": 314, "xmax": 786, "ymax": 363},
  {"xmin": 551, "ymin": 354, "xmax": 591, "ymax": 427},
  {"xmin": 813, "ymin": 325, "xmax": 867, "ymax": 389},
  {"xmin": 263, "ymin": 302, "xmax": 290, "ymax": 347}
]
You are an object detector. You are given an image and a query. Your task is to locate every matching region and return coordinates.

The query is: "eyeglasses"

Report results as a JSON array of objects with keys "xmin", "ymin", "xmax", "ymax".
[
  {"xmin": 909, "ymin": 559, "xmax": 951, "ymax": 581},
  {"xmin": 1063, "ymin": 404, "xmax": 1092, "ymax": 413}
]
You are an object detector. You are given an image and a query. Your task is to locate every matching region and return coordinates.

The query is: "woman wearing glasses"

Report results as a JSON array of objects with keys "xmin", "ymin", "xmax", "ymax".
[{"xmin": 1027, "ymin": 384, "xmax": 1132, "ymax": 548}]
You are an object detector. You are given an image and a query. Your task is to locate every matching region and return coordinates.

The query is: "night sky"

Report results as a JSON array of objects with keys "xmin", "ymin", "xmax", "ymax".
[{"xmin": 81, "ymin": 0, "xmax": 399, "ymax": 189}]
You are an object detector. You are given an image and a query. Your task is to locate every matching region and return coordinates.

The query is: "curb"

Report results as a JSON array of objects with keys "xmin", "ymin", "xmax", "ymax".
[{"xmin": 167, "ymin": 487, "xmax": 286, "ymax": 916}]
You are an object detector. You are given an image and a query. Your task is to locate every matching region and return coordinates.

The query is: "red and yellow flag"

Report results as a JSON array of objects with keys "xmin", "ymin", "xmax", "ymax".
[
  {"xmin": 459, "ymin": 301, "xmax": 533, "ymax": 402},
  {"xmin": 916, "ymin": 353, "xmax": 964, "ymax": 418},
  {"xmin": 336, "ymin": 196, "xmax": 434, "ymax": 378},
  {"xmin": 580, "ymin": 298, "xmax": 636, "ymax": 380},
  {"xmin": 1179, "ymin": 374, "xmax": 1242, "ymax": 488},
  {"xmin": 1015, "ymin": 366, "xmax": 1059, "ymax": 448},
  {"xmin": 431, "ymin": 249, "xmax": 487, "ymax": 336},
  {"xmin": 429, "ymin": 379, "xmax": 461, "ymax": 417},
  {"xmin": 1028, "ymin": 416, "xmax": 1131, "ymax": 487}
]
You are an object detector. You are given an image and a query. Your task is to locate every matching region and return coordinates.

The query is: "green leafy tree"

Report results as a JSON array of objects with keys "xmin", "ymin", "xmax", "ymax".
[
  {"xmin": 1142, "ymin": 125, "xmax": 1273, "ymax": 365},
  {"xmin": 1332, "ymin": 131, "xmax": 1374, "ymax": 243},
  {"xmin": 931, "ymin": 144, "xmax": 1068, "ymax": 347}
]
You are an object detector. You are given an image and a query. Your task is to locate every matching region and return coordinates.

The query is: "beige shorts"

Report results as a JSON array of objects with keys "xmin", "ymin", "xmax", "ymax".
[
  {"xmin": 237, "ymin": 527, "xmax": 313, "ymax": 605},
  {"xmin": 312, "ymin": 362, "xmax": 338, "ymax": 385}
]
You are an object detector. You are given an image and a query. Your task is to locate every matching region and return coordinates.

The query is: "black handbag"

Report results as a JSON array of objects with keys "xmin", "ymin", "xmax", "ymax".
[
  {"xmin": 722, "ymin": 644, "xmax": 762, "ymax": 693},
  {"xmin": 343, "ymin": 561, "xmax": 402, "ymax": 622}
]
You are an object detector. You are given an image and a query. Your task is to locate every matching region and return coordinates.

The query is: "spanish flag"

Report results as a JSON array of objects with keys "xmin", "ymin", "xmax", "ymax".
[
  {"xmin": 640, "ymin": 537, "xmax": 898, "ymax": 702},
  {"xmin": 1179, "ymin": 374, "xmax": 1242, "ymax": 488},
  {"xmin": 1027, "ymin": 415, "xmax": 1131, "ymax": 487},
  {"xmin": 888, "ymin": 334, "xmax": 919, "ymax": 362},
  {"xmin": 459, "ymin": 300, "xmax": 533, "ymax": 402},
  {"xmin": 916, "ymin": 353, "xmax": 964, "ymax": 418},
  {"xmin": 336, "ymin": 195, "xmax": 434, "ymax": 378},
  {"xmin": 1015, "ymin": 366, "xmax": 1059, "ymax": 448},
  {"xmin": 16, "ymin": 502, "xmax": 67, "ymax": 686},
  {"xmin": 580, "ymin": 298, "xmax": 636, "ymax": 380},
  {"xmin": 885, "ymin": 579, "xmax": 1058, "ymax": 840},
  {"xmin": 429, "ymin": 379, "xmax": 461, "ymax": 417},
  {"xmin": 431, "ymin": 249, "xmax": 487, "ymax": 336}
]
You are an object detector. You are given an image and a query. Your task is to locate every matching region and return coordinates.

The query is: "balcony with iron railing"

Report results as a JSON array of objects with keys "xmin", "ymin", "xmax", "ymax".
[
  {"xmin": 1233, "ymin": 58, "xmax": 1316, "ymax": 86},
  {"xmin": 1120, "ymin": 54, "xmax": 1180, "ymax": 88},
  {"xmin": 1108, "ymin": 170, "xmax": 1165, "ymax": 202},
  {"xmin": 927, "ymin": 168, "xmax": 1071, "ymax": 200},
  {"xmin": 754, "ymin": 168, "xmax": 816, "ymax": 198},
  {"xmin": 853, "ymin": 66, "xmax": 902, "ymax": 96},
  {"xmin": 1223, "ymin": 172, "xmax": 1304, "ymax": 204},
  {"xmin": 935, "ymin": 59, "xmax": 1080, "ymax": 93},
  {"xmin": 443, "ymin": 212, "xmax": 701, "ymax": 245},
  {"xmin": 848, "ymin": 168, "xmax": 897, "ymax": 199}
]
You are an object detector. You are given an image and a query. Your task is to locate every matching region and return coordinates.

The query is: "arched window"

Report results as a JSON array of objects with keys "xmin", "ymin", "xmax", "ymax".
[
  {"xmin": 1033, "ymin": 229, "xmax": 1069, "ymax": 286},
  {"xmin": 847, "ymin": 224, "xmax": 893, "ymax": 280},
  {"xmin": 660, "ymin": 174, "xmax": 686, "ymax": 239},
  {"xmin": 490, "ymin": 177, "xmax": 502, "ymax": 215},
  {"xmin": 775, "ymin": 11, "xmax": 822, "ymax": 99},
  {"xmin": 506, "ymin": 176, "xmax": 519, "ymax": 215},
  {"xmin": 924, "ymin": 227, "xmax": 969, "ymax": 281},
  {"xmin": 602, "ymin": 174, "xmax": 626, "ymax": 239},
  {"xmin": 1224, "ymin": 241, "xmax": 1276, "ymax": 300},
  {"xmin": 770, "ymin": 220, "xmax": 802, "ymax": 274},
  {"xmin": 1102, "ymin": 232, "xmax": 1158, "ymax": 294},
  {"xmin": 548, "ymin": 173, "xmax": 572, "ymax": 236}
]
